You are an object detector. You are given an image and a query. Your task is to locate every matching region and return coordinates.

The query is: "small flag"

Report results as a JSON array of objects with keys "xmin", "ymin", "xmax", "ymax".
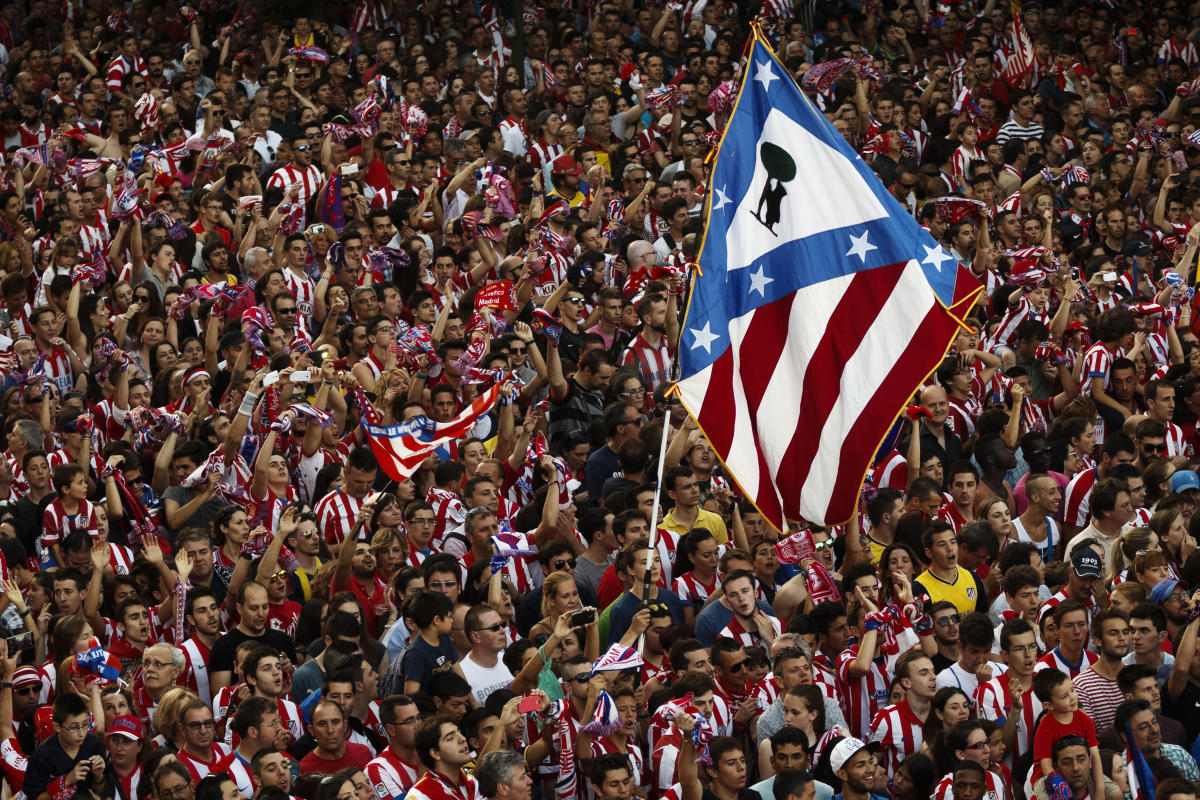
[
  {"xmin": 592, "ymin": 644, "xmax": 644, "ymax": 675},
  {"xmin": 315, "ymin": 173, "xmax": 345, "ymax": 232}
]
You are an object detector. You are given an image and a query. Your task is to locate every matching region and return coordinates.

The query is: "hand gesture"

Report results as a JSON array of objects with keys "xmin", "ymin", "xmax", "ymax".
[
  {"xmin": 854, "ymin": 584, "xmax": 878, "ymax": 614},
  {"xmin": 0, "ymin": 637, "xmax": 12, "ymax": 680},
  {"xmin": 975, "ymin": 662, "xmax": 993, "ymax": 685},
  {"xmin": 174, "ymin": 547, "xmax": 193, "ymax": 583},
  {"xmin": 143, "ymin": 537, "xmax": 164, "ymax": 566},
  {"xmin": 628, "ymin": 607, "xmax": 651, "ymax": 637},
  {"xmin": 1010, "ymin": 382, "xmax": 1025, "ymax": 404},
  {"xmin": 514, "ymin": 321, "xmax": 534, "ymax": 343},
  {"xmin": 1, "ymin": 579, "xmax": 22, "ymax": 609},
  {"xmin": 278, "ymin": 505, "xmax": 299, "ymax": 538},
  {"xmin": 674, "ymin": 712, "xmax": 696, "ymax": 735},
  {"xmin": 90, "ymin": 541, "xmax": 109, "ymax": 574},
  {"xmin": 893, "ymin": 572, "xmax": 914, "ymax": 605}
]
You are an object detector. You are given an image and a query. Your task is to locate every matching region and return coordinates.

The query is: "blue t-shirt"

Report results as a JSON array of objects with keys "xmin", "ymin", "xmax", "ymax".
[
  {"xmin": 398, "ymin": 634, "xmax": 458, "ymax": 693},
  {"xmin": 694, "ymin": 598, "xmax": 777, "ymax": 646},
  {"xmin": 607, "ymin": 588, "xmax": 687, "ymax": 645}
]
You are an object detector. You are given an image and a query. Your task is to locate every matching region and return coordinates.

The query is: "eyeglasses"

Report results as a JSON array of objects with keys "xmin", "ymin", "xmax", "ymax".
[
  {"xmin": 467, "ymin": 506, "xmax": 493, "ymax": 518},
  {"xmin": 142, "ymin": 658, "xmax": 172, "ymax": 669},
  {"xmin": 1142, "ymin": 442, "xmax": 1166, "ymax": 453},
  {"xmin": 395, "ymin": 159, "xmax": 411, "ymax": 165},
  {"xmin": 159, "ymin": 786, "xmax": 191, "ymax": 800},
  {"xmin": 14, "ymin": 686, "xmax": 37, "ymax": 695},
  {"xmin": 936, "ymin": 613, "xmax": 961, "ymax": 627},
  {"xmin": 409, "ymin": 516, "xmax": 436, "ymax": 525},
  {"xmin": 182, "ymin": 719, "xmax": 216, "ymax": 730},
  {"xmin": 551, "ymin": 558, "xmax": 576, "ymax": 570},
  {"xmin": 629, "ymin": 176, "xmax": 647, "ymax": 184},
  {"xmin": 270, "ymin": 569, "xmax": 289, "ymax": 581},
  {"xmin": 60, "ymin": 721, "xmax": 91, "ymax": 734},
  {"xmin": 296, "ymin": 73, "xmax": 312, "ymax": 79},
  {"xmin": 681, "ymin": 139, "xmax": 699, "ymax": 145},
  {"xmin": 965, "ymin": 741, "xmax": 989, "ymax": 751},
  {"xmin": 813, "ymin": 539, "xmax": 832, "ymax": 551},
  {"xmin": 620, "ymin": 388, "xmax": 645, "ymax": 397}
]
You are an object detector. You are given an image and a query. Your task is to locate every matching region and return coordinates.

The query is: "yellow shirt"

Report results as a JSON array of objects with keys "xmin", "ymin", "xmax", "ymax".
[
  {"xmin": 914, "ymin": 566, "xmax": 983, "ymax": 614},
  {"xmin": 661, "ymin": 508, "xmax": 729, "ymax": 545},
  {"xmin": 868, "ymin": 536, "xmax": 889, "ymax": 565}
]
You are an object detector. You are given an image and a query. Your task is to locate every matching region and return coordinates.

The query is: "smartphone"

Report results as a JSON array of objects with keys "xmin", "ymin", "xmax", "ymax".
[
  {"xmin": 263, "ymin": 371, "xmax": 280, "ymax": 387},
  {"xmin": 290, "ymin": 370, "xmax": 311, "ymax": 383},
  {"xmin": 341, "ymin": 163, "xmax": 359, "ymax": 176},
  {"xmin": 0, "ymin": 308, "xmax": 11, "ymax": 329},
  {"xmin": 5, "ymin": 631, "xmax": 33, "ymax": 653},
  {"xmin": 570, "ymin": 609, "xmax": 596, "ymax": 627},
  {"xmin": 517, "ymin": 695, "xmax": 542, "ymax": 714},
  {"xmin": 1102, "ymin": 271, "xmax": 1118, "ymax": 282}
]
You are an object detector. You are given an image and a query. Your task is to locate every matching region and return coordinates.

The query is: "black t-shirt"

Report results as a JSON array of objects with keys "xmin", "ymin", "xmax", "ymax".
[
  {"xmin": 209, "ymin": 626, "xmax": 299, "ymax": 676},
  {"xmin": 1167, "ymin": 677, "xmax": 1200, "ymax": 745},
  {"xmin": 931, "ymin": 651, "xmax": 957, "ymax": 673},
  {"xmin": 23, "ymin": 732, "xmax": 107, "ymax": 800}
]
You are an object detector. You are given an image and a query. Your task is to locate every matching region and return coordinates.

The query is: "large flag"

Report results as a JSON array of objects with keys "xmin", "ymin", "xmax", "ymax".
[
  {"xmin": 1123, "ymin": 725, "xmax": 1156, "ymax": 800},
  {"xmin": 675, "ymin": 31, "xmax": 982, "ymax": 529},
  {"xmin": 362, "ymin": 382, "xmax": 503, "ymax": 481},
  {"xmin": 1003, "ymin": 13, "xmax": 1035, "ymax": 88}
]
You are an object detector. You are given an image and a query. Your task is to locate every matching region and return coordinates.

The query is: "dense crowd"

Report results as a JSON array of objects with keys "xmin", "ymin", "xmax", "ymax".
[{"xmin": 4, "ymin": 3, "xmax": 1200, "ymax": 800}]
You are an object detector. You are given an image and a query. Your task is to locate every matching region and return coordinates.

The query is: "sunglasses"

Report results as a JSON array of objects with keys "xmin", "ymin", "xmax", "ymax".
[
  {"xmin": 551, "ymin": 558, "xmax": 577, "ymax": 570},
  {"xmin": 728, "ymin": 659, "xmax": 748, "ymax": 673},
  {"xmin": 936, "ymin": 613, "xmax": 961, "ymax": 627},
  {"xmin": 295, "ymin": 145, "xmax": 313, "ymax": 152},
  {"xmin": 566, "ymin": 297, "xmax": 586, "ymax": 304},
  {"xmin": 473, "ymin": 623, "xmax": 505, "ymax": 633},
  {"xmin": 510, "ymin": 347, "xmax": 527, "ymax": 354}
]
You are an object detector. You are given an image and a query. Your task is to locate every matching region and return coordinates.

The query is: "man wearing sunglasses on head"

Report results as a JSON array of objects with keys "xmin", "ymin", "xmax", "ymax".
[{"xmin": 265, "ymin": 135, "xmax": 323, "ymax": 225}]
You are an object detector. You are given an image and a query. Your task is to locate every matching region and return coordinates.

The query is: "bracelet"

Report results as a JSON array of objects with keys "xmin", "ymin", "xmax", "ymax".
[
  {"xmin": 15, "ymin": 607, "xmax": 28, "ymax": 616},
  {"xmin": 0, "ymin": 682, "xmax": 10, "ymax": 689},
  {"xmin": 238, "ymin": 391, "xmax": 260, "ymax": 417}
]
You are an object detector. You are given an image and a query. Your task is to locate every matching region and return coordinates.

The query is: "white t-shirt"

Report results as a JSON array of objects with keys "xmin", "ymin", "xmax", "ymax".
[{"xmin": 458, "ymin": 653, "xmax": 513, "ymax": 705}]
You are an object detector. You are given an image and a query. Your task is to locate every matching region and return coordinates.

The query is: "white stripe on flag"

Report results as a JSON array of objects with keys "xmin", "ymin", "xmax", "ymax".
[
  {"xmin": 801, "ymin": 260, "xmax": 934, "ymax": 518},
  {"xmin": 752, "ymin": 273, "xmax": 854, "ymax": 496}
]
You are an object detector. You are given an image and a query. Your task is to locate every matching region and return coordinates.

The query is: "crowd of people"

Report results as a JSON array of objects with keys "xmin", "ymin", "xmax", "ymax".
[{"xmin": 3, "ymin": 3, "xmax": 1200, "ymax": 800}]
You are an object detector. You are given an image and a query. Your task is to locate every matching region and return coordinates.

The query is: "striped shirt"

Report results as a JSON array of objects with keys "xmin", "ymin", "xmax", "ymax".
[
  {"xmin": 105, "ymin": 54, "xmax": 146, "ymax": 94},
  {"xmin": 314, "ymin": 489, "xmax": 366, "ymax": 546},
  {"xmin": 836, "ymin": 644, "xmax": 893, "ymax": 740},
  {"xmin": 673, "ymin": 572, "xmax": 717, "ymax": 606},
  {"xmin": 1080, "ymin": 342, "xmax": 1118, "ymax": 398},
  {"xmin": 621, "ymin": 332, "xmax": 674, "ymax": 391},
  {"xmin": 1072, "ymin": 665, "xmax": 1124, "ymax": 730},
  {"xmin": 1034, "ymin": 647, "xmax": 1099, "ymax": 678},
  {"xmin": 870, "ymin": 699, "xmax": 925, "ymax": 774},
  {"xmin": 266, "ymin": 164, "xmax": 324, "ymax": 224},
  {"xmin": 41, "ymin": 498, "xmax": 98, "ymax": 547},
  {"xmin": 1062, "ymin": 467, "xmax": 1099, "ymax": 528},
  {"xmin": 976, "ymin": 672, "xmax": 1042, "ymax": 770},
  {"xmin": 366, "ymin": 750, "xmax": 422, "ymax": 800}
]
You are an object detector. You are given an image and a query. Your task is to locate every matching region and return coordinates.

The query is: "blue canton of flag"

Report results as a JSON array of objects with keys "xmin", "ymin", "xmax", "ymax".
[{"xmin": 675, "ymin": 30, "xmax": 982, "ymax": 528}]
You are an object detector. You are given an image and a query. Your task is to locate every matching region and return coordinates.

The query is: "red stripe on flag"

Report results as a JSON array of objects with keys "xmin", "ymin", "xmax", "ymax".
[
  {"xmin": 771, "ymin": 263, "xmax": 907, "ymax": 513},
  {"xmin": 824, "ymin": 302, "xmax": 966, "ymax": 521}
]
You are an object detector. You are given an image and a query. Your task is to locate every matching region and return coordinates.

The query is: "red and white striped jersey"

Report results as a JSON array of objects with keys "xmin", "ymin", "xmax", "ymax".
[
  {"xmin": 751, "ymin": 675, "xmax": 779, "ymax": 711},
  {"xmin": 1079, "ymin": 342, "xmax": 1117, "ymax": 398},
  {"xmin": 463, "ymin": 537, "xmax": 536, "ymax": 595},
  {"xmin": 869, "ymin": 699, "xmax": 925, "ymax": 774},
  {"xmin": 213, "ymin": 750, "xmax": 255, "ymax": 797},
  {"xmin": 836, "ymin": 644, "xmax": 893, "ymax": 740},
  {"xmin": 249, "ymin": 484, "xmax": 299, "ymax": 533},
  {"xmin": 717, "ymin": 613, "xmax": 782, "ymax": 649},
  {"xmin": 986, "ymin": 296, "xmax": 1050, "ymax": 351},
  {"xmin": 265, "ymin": 164, "xmax": 324, "ymax": 223},
  {"xmin": 367, "ymin": 749, "xmax": 422, "ymax": 800},
  {"xmin": 106, "ymin": 54, "xmax": 147, "ymax": 94},
  {"xmin": 946, "ymin": 393, "xmax": 981, "ymax": 439},
  {"xmin": 0, "ymin": 736, "xmax": 25, "ymax": 793},
  {"xmin": 283, "ymin": 268, "xmax": 317, "ymax": 329},
  {"xmin": 528, "ymin": 139, "xmax": 564, "ymax": 170},
  {"xmin": 41, "ymin": 497, "xmax": 98, "ymax": 547},
  {"xmin": 315, "ymin": 489, "xmax": 365, "ymax": 546},
  {"xmin": 932, "ymin": 769, "xmax": 1004, "ymax": 800},
  {"xmin": 218, "ymin": 696, "xmax": 304, "ymax": 747},
  {"xmin": 407, "ymin": 770, "xmax": 481, "ymax": 800},
  {"xmin": 40, "ymin": 347, "xmax": 74, "ymax": 396},
  {"xmin": 177, "ymin": 742, "xmax": 232, "ymax": 784},
  {"xmin": 621, "ymin": 333, "xmax": 674, "ymax": 392},
  {"xmin": 1062, "ymin": 467, "xmax": 1099, "ymax": 528},
  {"xmin": 672, "ymin": 572, "xmax": 717, "ymax": 606},
  {"xmin": 426, "ymin": 487, "xmax": 466, "ymax": 544},
  {"xmin": 180, "ymin": 637, "xmax": 213, "ymax": 706},
  {"xmin": 976, "ymin": 672, "xmax": 1042, "ymax": 769},
  {"xmin": 588, "ymin": 735, "xmax": 646, "ymax": 790},
  {"xmin": 1034, "ymin": 647, "xmax": 1099, "ymax": 678},
  {"xmin": 950, "ymin": 144, "xmax": 984, "ymax": 184},
  {"xmin": 107, "ymin": 541, "xmax": 134, "ymax": 574},
  {"xmin": 1166, "ymin": 420, "xmax": 1192, "ymax": 459},
  {"xmin": 1159, "ymin": 38, "xmax": 1199, "ymax": 65}
]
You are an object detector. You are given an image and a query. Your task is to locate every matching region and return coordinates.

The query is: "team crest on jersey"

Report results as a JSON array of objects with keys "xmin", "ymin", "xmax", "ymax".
[{"xmin": 967, "ymin": 587, "xmax": 976, "ymax": 599}]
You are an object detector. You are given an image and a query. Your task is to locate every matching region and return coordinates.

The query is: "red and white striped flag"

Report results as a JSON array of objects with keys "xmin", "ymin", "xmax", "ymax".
[
  {"xmin": 676, "ymin": 33, "xmax": 981, "ymax": 528},
  {"xmin": 1003, "ymin": 14, "xmax": 1035, "ymax": 87},
  {"xmin": 362, "ymin": 383, "xmax": 502, "ymax": 481}
]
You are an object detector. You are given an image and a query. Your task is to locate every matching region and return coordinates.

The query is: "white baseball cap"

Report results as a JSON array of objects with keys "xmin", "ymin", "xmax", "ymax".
[{"xmin": 829, "ymin": 737, "xmax": 869, "ymax": 773}]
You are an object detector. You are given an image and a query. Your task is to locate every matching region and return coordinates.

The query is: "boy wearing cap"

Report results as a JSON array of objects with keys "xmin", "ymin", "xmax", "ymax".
[{"xmin": 107, "ymin": 715, "xmax": 144, "ymax": 800}]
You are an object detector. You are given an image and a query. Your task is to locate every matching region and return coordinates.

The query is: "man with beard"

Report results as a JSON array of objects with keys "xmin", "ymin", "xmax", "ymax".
[
  {"xmin": 332, "ymin": 537, "xmax": 387, "ymax": 640},
  {"xmin": 265, "ymin": 135, "xmax": 323, "ymax": 224},
  {"xmin": 1073, "ymin": 609, "xmax": 1132, "ymax": 730},
  {"xmin": 827, "ymin": 737, "xmax": 887, "ymax": 800},
  {"xmin": 406, "ymin": 717, "xmax": 476, "ymax": 800},
  {"xmin": 180, "ymin": 589, "xmax": 222, "ymax": 706},
  {"xmin": 209, "ymin": 582, "xmax": 298, "ymax": 693},
  {"xmin": 619, "ymin": 290, "xmax": 678, "ymax": 392},
  {"xmin": 250, "ymin": 748, "xmax": 292, "ymax": 795},
  {"xmin": 216, "ymin": 697, "xmax": 283, "ymax": 796}
]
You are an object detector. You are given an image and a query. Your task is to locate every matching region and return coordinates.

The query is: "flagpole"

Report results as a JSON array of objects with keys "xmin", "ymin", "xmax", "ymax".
[{"xmin": 636, "ymin": 412, "xmax": 674, "ymax": 662}]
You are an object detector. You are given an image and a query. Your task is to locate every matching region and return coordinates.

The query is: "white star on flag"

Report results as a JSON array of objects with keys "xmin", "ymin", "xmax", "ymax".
[
  {"xmin": 712, "ymin": 186, "xmax": 730, "ymax": 212},
  {"xmin": 754, "ymin": 61, "xmax": 778, "ymax": 93},
  {"xmin": 922, "ymin": 243, "xmax": 953, "ymax": 274},
  {"xmin": 845, "ymin": 231, "xmax": 877, "ymax": 263},
  {"xmin": 689, "ymin": 321, "xmax": 720, "ymax": 353},
  {"xmin": 748, "ymin": 265, "xmax": 773, "ymax": 297}
]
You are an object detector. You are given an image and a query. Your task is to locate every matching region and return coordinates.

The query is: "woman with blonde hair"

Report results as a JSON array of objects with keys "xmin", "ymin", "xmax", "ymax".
[
  {"xmin": 1109, "ymin": 581, "xmax": 1147, "ymax": 615},
  {"xmin": 530, "ymin": 571, "xmax": 584, "ymax": 637},
  {"xmin": 150, "ymin": 686, "xmax": 201, "ymax": 751}
]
